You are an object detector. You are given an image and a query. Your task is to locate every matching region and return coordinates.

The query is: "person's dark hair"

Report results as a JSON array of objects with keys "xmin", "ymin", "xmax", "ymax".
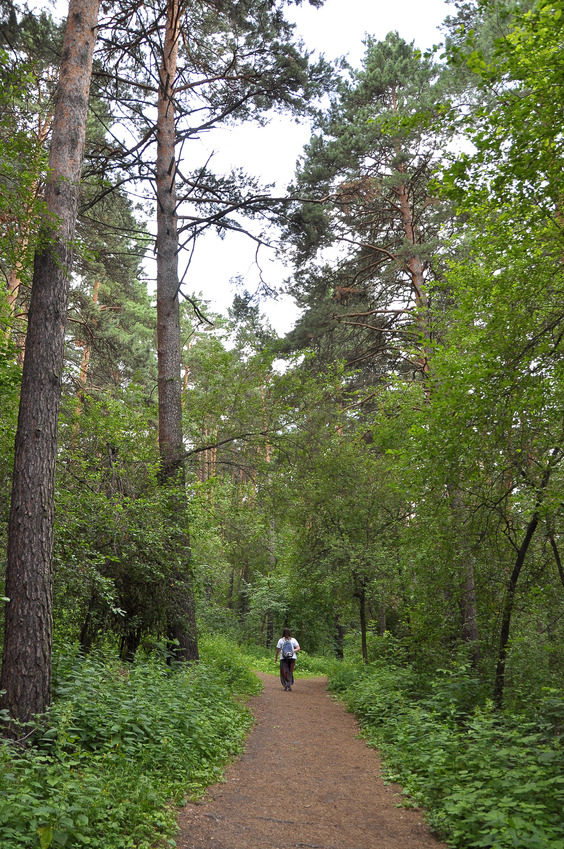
[{"xmin": 282, "ymin": 627, "xmax": 291, "ymax": 638}]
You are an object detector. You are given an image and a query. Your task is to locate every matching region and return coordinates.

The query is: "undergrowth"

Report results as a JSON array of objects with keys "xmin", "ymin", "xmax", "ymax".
[
  {"xmin": 7, "ymin": 633, "xmax": 562, "ymax": 849},
  {"xmin": 0, "ymin": 635, "xmax": 260, "ymax": 849},
  {"xmin": 242, "ymin": 644, "xmax": 338, "ymax": 678},
  {"xmin": 329, "ymin": 659, "xmax": 564, "ymax": 849}
]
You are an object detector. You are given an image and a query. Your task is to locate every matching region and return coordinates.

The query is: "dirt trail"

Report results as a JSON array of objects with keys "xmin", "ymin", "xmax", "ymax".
[{"xmin": 176, "ymin": 672, "xmax": 447, "ymax": 849}]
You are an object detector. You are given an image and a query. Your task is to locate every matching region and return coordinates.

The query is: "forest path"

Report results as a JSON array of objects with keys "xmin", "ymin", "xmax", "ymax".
[{"xmin": 176, "ymin": 671, "xmax": 447, "ymax": 849}]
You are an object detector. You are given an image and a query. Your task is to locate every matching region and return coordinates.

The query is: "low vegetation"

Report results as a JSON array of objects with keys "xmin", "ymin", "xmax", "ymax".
[
  {"xmin": 0, "ymin": 636, "xmax": 259, "ymax": 849},
  {"xmin": 245, "ymin": 645, "xmax": 337, "ymax": 678},
  {"xmin": 1, "ymin": 637, "xmax": 564, "ymax": 849},
  {"xmin": 329, "ymin": 646, "xmax": 564, "ymax": 849}
]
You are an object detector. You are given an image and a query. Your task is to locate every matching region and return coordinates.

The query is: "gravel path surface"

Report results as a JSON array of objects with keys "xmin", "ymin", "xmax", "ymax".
[{"xmin": 176, "ymin": 671, "xmax": 447, "ymax": 849}]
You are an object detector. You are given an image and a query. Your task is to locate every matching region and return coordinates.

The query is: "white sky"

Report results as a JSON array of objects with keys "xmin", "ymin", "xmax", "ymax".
[
  {"xmin": 42, "ymin": 0, "xmax": 451, "ymax": 333},
  {"xmin": 186, "ymin": 0, "xmax": 451, "ymax": 333},
  {"xmin": 290, "ymin": 0, "xmax": 449, "ymax": 64}
]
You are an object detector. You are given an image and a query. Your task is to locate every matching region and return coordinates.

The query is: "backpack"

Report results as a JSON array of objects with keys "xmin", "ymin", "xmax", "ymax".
[{"xmin": 281, "ymin": 639, "xmax": 294, "ymax": 659}]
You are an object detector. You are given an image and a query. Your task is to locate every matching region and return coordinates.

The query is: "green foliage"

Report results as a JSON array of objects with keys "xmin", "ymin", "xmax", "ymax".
[
  {"xmin": 0, "ymin": 335, "xmax": 20, "ymax": 550},
  {"xmin": 0, "ymin": 638, "xmax": 259, "ymax": 849},
  {"xmin": 2, "ymin": 4, "xmax": 564, "ymax": 846},
  {"xmin": 242, "ymin": 644, "xmax": 338, "ymax": 678},
  {"xmin": 443, "ymin": 0, "xmax": 564, "ymax": 214},
  {"xmin": 0, "ymin": 45, "xmax": 48, "ymax": 259},
  {"xmin": 283, "ymin": 31, "xmax": 452, "ymax": 379},
  {"xmin": 53, "ymin": 390, "xmax": 192, "ymax": 656},
  {"xmin": 0, "ymin": 9, "xmax": 62, "ymax": 353},
  {"xmin": 196, "ymin": 634, "xmax": 264, "ymax": 696},
  {"xmin": 69, "ymin": 186, "xmax": 156, "ymax": 394},
  {"xmin": 331, "ymin": 658, "xmax": 564, "ymax": 848}
]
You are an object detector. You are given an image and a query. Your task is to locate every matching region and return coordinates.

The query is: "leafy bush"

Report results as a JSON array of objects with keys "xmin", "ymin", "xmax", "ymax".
[
  {"xmin": 0, "ymin": 638, "xmax": 260, "ymax": 849},
  {"xmin": 330, "ymin": 661, "xmax": 564, "ymax": 849}
]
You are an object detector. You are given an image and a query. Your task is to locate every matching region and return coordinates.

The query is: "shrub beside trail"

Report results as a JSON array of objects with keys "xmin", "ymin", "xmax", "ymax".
[
  {"xmin": 0, "ymin": 636, "xmax": 260, "ymax": 849},
  {"xmin": 329, "ymin": 659, "xmax": 564, "ymax": 849}
]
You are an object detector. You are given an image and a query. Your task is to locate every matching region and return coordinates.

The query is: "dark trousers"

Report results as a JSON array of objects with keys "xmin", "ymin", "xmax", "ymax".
[{"xmin": 280, "ymin": 658, "xmax": 295, "ymax": 688}]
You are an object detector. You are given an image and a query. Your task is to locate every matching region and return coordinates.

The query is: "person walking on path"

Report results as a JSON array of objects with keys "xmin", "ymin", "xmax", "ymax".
[{"xmin": 275, "ymin": 628, "xmax": 300, "ymax": 690}]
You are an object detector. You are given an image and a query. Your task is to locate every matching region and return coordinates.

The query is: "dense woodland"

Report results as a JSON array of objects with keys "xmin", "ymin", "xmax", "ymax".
[{"xmin": 1, "ymin": 0, "xmax": 564, "ymax": 846}]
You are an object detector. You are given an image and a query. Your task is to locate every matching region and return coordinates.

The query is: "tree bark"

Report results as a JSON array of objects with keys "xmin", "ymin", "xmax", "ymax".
[
  {"xmin": 156, "ymin": 0, "xmax": 198, "ymax": 662},
  {"xmin": 355, "ymin": 582, "xmax": 368, "ymax": 664},
  {"xmin": 391, "ymin": 86, "xmax": 431, "ymax": 379},
  {"xmin": 156, "ymin": 0, "xmax": 184, "ymax": 485},
  {"xmin": 396, "ymin": 180, "xmax": 432, "ymax": 376},
  {"xmin": 493, "ymin": 512, "xmax": 540, "ymax": 710},
  {"xmin": 492, "ymin": 451, "xmax": 558, "ymax": 709},
  {"xmin": 0, "ymin": 0, "xmax": 100, "ymax": 733}
]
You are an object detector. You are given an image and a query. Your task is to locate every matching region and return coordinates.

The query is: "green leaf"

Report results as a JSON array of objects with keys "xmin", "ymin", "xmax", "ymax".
[{"xmin": 38, "ymin": 826, "xmax": 54, "ymax": 849}]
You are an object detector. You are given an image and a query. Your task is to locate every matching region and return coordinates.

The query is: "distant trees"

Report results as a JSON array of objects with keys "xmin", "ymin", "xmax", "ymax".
[
  {"xmin": 283, "ymin": 415, "xmax": 405, "ymax": 662},
  {"xmin": 181, "ymin": 300, "xmax": 285, "ymax": 641},
  {"xmin": 273, "ymin": 12, "xmax": 564, "ymax": 707}
]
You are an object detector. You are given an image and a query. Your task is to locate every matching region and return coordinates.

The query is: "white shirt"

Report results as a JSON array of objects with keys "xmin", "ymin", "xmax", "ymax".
[{"xmin": 277, "ymin": 636, "xmax": 299, "ymax": 660}]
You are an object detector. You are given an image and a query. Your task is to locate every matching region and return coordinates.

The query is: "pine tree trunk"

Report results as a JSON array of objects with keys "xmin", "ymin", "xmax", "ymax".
[
  {"xmin": 156, "ymin": 0, "xmax": 183, "ymax": 483},
  {"xmin": 156, "ymin": 0, "xmax": 198, "ymax": 662},
  {"xmin": 391, "ymin": 87, "xmax": 431, "ymax": 378},
  {"xmin": 396, "ymin": 179, "xmax": 431, "ymax": 377},
  {"xmin": 0, "ymin": 0, "xmax": 100, "ymax": 734}
]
